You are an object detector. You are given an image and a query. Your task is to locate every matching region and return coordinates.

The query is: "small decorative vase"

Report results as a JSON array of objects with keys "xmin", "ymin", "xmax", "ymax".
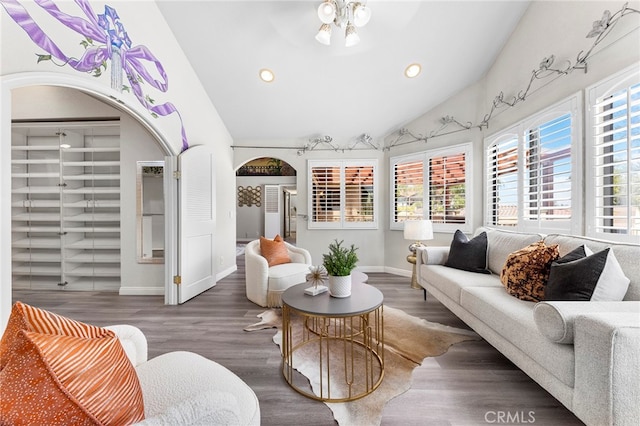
[{"xmin": 328, "ymin": 274, "xmax": 352, "ymax": 298}]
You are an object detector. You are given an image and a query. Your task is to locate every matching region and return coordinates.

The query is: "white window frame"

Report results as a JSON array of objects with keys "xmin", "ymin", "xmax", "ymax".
[
  {"xmin": 307, "ymin": 159, "xmax": 378, "ymax": 229},
  {"xmin": 585, "ymin": 64, "xmax": 640, "ymax": 243},
  {"xmin": 484, "ymin": 93, "xmax": 582, "ymax": 235},
  {"xmin": 390, "ymin": 142, "xmax": 473, "ymax": 233}
]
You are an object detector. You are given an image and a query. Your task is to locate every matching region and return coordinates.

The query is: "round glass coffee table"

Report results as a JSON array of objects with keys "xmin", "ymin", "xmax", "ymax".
[{"xmin": 281, "ymin": 281, "xmax": 384, "ymax": 402}]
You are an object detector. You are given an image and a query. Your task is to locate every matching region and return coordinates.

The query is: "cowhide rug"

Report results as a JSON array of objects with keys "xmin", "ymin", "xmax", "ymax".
[{"xmin": 245, "ymin": 306, "xmax": 479, "ymax": 426}]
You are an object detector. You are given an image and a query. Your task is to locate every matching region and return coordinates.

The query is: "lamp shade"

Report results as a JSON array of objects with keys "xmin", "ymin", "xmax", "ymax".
[
  {"xmin": 318, "ymin": 1, "xmax": 337, "ymax": 24},
  {"xmin": 403, "ymin": 220, "xmax": 433, "ymax": 241},
  {"xmin": 344, "ymin": 23, "xmax": 360, "ymax": 47},
  {"xmin": 315, "ymin": 23, "xmax": 332, "ymax": 45},
  {"xmin": 353, "ymin": 4, "xmax": 371, "ymax": 27}
]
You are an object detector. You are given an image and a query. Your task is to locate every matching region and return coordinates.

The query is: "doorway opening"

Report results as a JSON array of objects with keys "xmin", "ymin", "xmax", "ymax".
[{"xmin": 235, "ymin": 157, "xmax": 297, "ymax": 244}]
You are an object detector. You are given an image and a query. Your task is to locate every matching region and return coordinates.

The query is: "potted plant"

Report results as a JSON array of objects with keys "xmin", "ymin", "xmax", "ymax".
[{"xmin": 322, "ymin": 239, "xmax": 359, "ymax": 298}]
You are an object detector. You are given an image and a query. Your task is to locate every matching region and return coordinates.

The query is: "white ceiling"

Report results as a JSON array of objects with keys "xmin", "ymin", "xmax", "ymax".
[{"xmin": 157, "ymin": 1, "xmax": 531, "ymax": 144}]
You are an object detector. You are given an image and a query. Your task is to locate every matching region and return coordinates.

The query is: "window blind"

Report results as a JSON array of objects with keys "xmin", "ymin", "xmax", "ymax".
[
  {"xmin": 523, "ymin": 113, "xmax": 573, "ymax": 223},
  {"xmin": 429, "ymin": 153, "xmax": 466, "ymax": 224},
  {"xmin": 308, "ymin": 160, "xmax": 378, "ymax": 229},
  {"xmin": 486, "ymin": 135, "xmax": 519, "ymax": 227},
  {"xmin": 392, "ymin": 158, "xmax": 424, "ymax": 224},
  {"xmin": 592, "ymin": 82, "xmax": 640, "ymax": 236}
]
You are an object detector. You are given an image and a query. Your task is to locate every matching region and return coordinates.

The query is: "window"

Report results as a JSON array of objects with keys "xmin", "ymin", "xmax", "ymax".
[
  {"xmin": 586, "ymin": 65, "xmax": 640, "ymax": 242},
  {"xmin": 308, "ymin": 160, "xmax": 377, "ymax": 229},
  {"xmin": 390, "ymin": 143, "xmax": 472, "ymax": 232},
  {"xmin": 485, "ymin": 95, "xmax": 581, "ymax": 234}
]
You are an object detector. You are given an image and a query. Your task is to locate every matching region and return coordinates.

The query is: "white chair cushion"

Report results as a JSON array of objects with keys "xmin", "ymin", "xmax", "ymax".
[{"xmin": 268, "ymin": 263, "xmax": 310, "ymax": 292}]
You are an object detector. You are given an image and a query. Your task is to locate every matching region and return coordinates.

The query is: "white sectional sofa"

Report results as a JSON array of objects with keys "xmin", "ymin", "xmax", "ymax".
[
  {"xmin": 107, "ymin": 324, "xmax": 260, "ymax": 425},
  {"xmin": 416, "ymin": 227, "xmax": 640, "ymax": 426}
]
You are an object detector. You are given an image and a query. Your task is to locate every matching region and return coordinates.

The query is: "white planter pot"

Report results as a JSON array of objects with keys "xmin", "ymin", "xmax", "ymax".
[{"xmin": 328, "ymin": 274, "xmax": 352, "ymax": 298}]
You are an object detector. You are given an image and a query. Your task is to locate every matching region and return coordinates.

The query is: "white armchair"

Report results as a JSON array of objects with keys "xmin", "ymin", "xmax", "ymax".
[{"xmin": 245, "ymin": 239, "xmax": 312, "ymax": 307}]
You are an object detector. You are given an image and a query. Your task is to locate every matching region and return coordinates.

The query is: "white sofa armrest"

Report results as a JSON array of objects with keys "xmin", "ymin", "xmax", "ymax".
[
  {"xmin": 534, "ymin": 301, "xmax": 640, "ymax": 344},
  {"xmin": 573, "ymin": 312, "xmax": 640, "ymax": 426},
  {"xmin": 105, "ymin": 324, "xmax": 148, "ymax": 367},
  {"xmin": 416, "ymin": 246, "xmax": 449, "ymax": 266}
]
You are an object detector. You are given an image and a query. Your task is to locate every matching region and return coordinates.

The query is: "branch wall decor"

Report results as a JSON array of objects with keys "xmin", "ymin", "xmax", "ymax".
[{"xmin": 386, "ymin": 2, "xmax": 640, "ymax": 150}]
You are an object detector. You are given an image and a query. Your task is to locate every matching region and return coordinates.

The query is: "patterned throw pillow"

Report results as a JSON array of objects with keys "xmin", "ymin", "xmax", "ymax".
[
  {"xmin": 0, "ymin": 302, "xmax": 145, "ymax": 424},
  {"xmin": 0, "ymin": 301, "xmax": 114, "ymax": 371},
  {"xmin": 0, "ymin": 330, "xmax": 145, "ymax": 425},
  {"xmin": 259, "ymin": 234, "xmax": 291, "ymax": 267},
  {"xmin": 500, "ymin": 241, "xmax": 559, "ymax": 302}
]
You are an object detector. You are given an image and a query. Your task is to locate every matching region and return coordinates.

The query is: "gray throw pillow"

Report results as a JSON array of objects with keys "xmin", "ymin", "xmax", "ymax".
[{"xmin": 444, "ymin": 230, "xmax": 490, "ymax": 274}]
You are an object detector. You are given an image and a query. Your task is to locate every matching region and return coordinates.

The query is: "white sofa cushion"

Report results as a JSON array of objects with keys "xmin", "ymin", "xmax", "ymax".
[
  {"xmin": 422, "ymin": 264, "xmax": 501, "ymax": 304},
  {"xmin": 533, "ymin": 301, "xmax": 640, "ymax": 344},
  {"xmin": 460, "ymin": 287, "xmax": 575, "ymax": 387},
  {"xmin": 480, "ymin": 228, "xmax": 544, "ymax": 275}
]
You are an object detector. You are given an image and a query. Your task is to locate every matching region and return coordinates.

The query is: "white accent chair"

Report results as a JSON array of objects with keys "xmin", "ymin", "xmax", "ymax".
[
  {"xmin": 107, "ymin": 324, "xmax": 260, "ymax": 425},
  {"xmin": 244, "ymin": 239, "xmax": 312, "ymax": 307}
]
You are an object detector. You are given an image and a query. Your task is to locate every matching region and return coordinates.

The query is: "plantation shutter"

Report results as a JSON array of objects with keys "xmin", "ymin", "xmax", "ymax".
[
  {"xmin": 486, "ymin": 135, "xmax": 519, "ymax": 226},
  {"xmin": 308, "ymin": 160, "xmax": 378, "ymax": 229},
  {"xmin": 344, "ymin": 164, "xmax": 375, "ymax": 224},
  {"xmin": 309, "ymin": 165, "xmax": 341, "ymax": 225},
  {"xmin": 591, "ymin": 81, "xmax": 640, "ymax": 236},
  {"xmin": 429, "ymin": 153, "xmax": 466, "ymax": 224},
  {"xmin": 392, "ymin": 157, "xmax": 424, "ymax": 225},
  {"xmin": 523, "ymin": 113, "xmax": 573, "ymax": 225}
]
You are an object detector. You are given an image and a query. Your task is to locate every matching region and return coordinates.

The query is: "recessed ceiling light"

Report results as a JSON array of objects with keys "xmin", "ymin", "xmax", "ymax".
[
  {"xmin": 405, "ymin": 63, "xmax": 421, "ymax": 78},
  {"xmin": 259, "ymin": 68, "xmax": 275, "ymax": 83}
]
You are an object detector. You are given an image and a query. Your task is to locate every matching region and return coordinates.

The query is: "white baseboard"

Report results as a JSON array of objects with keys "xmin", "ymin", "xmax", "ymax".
[
  {"xmin": 383, "ymin": 266, "xmax": 412, "ymax": 277},
  {"xmin": 217, "ymin": 264, "xmax": 238, "ymax": 281},
  {"xmin": 119, "ymin": 286, "xmax": 164, "ymax": 296},
  {"xmin": 355, "ymin": 265, "xmax": 385, "ymax": 273}
]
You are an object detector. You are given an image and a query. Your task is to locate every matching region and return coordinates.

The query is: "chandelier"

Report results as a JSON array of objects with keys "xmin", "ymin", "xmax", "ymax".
[{"xmin": 315, "ymin": 0, "xmax": 372, "ymax": 47}]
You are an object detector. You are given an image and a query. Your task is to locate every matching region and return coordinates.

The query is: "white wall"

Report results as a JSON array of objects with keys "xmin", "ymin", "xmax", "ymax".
[
  {"xmin": 383, "ymin": 0, "xmax": 640, "ymax": 272},
  {"xmin": 1, "ymin": 0, "xmax": 237, "ymax": 329},
  {"xmin": 234, "ymin": 141, "xmax": 387, "ymax": 270}
]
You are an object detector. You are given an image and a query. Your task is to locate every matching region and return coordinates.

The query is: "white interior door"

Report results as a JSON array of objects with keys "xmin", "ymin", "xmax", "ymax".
[{"xmin": 177, "ymin": 145, "xmax": 216, "ymax": 303}]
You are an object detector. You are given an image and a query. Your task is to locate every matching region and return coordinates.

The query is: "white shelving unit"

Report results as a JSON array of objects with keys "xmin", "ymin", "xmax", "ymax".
[{"xmin": 11, "ymin": 121, "xmax": 121, "ymax": 291}]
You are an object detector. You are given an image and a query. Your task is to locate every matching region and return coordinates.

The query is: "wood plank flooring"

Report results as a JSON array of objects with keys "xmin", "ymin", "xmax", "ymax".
[{"xmin": 12, "ymin": 254, "xmax": 583, "ymax": 425}]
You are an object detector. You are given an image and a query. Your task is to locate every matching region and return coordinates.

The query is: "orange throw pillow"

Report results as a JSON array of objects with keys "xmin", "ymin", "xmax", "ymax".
[
  {"xmin": 0, "ymin": 330, "xmax": 145, "ymax": 425},
  {"xmin": 259, "ymin": 234, "xmax": 291, "ymax": 267},
  {"xmin": 0, "ymin": 301, "xmax": 113, "ymax": 371}
]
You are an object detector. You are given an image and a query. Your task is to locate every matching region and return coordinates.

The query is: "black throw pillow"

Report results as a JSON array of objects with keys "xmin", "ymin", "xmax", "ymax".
[
  {"xmin": 544, "ymin": 248, "xmax": 609, "ymax": 301},
  {"xmin": 444, "ymin": 230, "xmax": 490, "ymax": 274}
]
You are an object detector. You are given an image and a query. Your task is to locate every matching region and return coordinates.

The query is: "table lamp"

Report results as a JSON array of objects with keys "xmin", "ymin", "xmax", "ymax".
[{"xmin": 403, "ymin": 219, "xmax": 434, "ymax": 289}]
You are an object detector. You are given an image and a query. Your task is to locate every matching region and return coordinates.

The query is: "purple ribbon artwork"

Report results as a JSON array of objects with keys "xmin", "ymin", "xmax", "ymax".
[{"xmin": 1, "ymin": 0, "xmax": 189, "ymax": 151}]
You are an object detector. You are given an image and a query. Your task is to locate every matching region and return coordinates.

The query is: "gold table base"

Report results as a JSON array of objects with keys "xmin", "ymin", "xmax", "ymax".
[{"xmin": 282, "ymin": 304, "xmax": 384, "ymax": 402}]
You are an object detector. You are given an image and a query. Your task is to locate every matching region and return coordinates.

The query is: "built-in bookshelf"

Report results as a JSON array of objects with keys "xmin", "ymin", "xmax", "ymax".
[{"xmin": 11, "ymin": 121, "xmax": 121, "ymax": 291}]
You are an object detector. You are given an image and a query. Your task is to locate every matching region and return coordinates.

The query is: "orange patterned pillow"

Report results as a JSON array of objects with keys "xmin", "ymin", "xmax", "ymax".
[
  {"xmin": 0, "ymin": 301, "xmax": 113, "ymax": 371},
  {"xmin": 500, "ymin": 241, "xmax": 559, "ymax": 302},
  {"xmin": 259, "ymin": 234, "xmax": 291, "ymax": 267},
  {"xmin": 0, "ymin": 330, "xmax": 144, "ymax": 425}
]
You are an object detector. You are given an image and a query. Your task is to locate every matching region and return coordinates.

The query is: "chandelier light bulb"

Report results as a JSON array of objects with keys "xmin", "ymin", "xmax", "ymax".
[
  {"xmin": 315, "ymin": 23, "xmax": 332, "ymax": 45},
  {"xmin": 352, "ymin": 4, "xmax": 371, "ymax": 27},
  {"xmin": 344, "ymin": 23, "xmax": 360, "ymax": 47},
  {"xmin": 317, "ymin": 1, "xmax": 337, "ymax": 24}
]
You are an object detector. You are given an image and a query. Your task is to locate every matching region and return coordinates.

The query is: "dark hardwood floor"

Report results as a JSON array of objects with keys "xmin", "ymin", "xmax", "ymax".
[{"xmin": 12, "ymin": 254, "xmax": 583, "ymax": 425}]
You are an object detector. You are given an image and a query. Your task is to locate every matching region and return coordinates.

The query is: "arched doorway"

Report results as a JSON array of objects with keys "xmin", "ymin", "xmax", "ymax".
[
  {"xmin": 235, "ymin": 157, "xmax": 297, "ymax": 244},
  {"xmin": 1, "ymin": 73, "xmax": 178, "ymax": 327}
]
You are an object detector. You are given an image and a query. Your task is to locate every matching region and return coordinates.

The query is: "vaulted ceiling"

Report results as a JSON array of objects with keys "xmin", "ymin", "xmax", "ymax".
[{"xmin": 157, "ymin": 1, "xmax": 531, "ymax": 144}]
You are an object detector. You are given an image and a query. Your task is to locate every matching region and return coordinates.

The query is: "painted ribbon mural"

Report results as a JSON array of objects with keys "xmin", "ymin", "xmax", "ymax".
[{"xmin": 1, "ymin": 0, "xmax": 189, "ymax": 151}]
